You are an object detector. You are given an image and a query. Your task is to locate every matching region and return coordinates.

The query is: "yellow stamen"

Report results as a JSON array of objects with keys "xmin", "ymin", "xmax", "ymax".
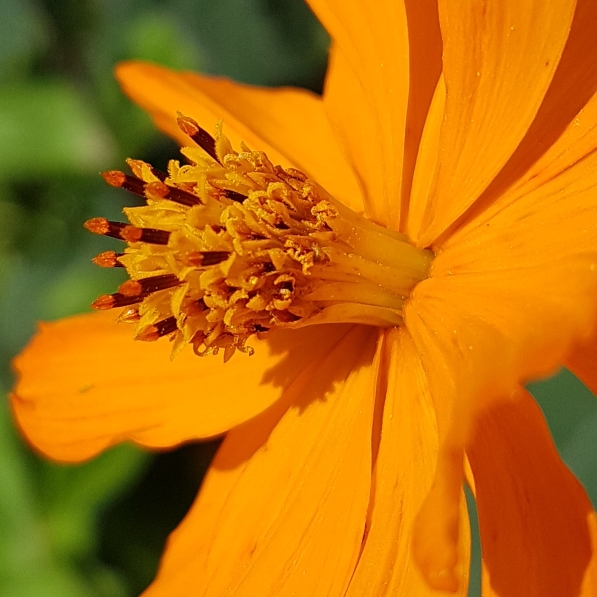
[{"xmin": 89, "ymin": 118, "xmax": 433, "ymax": 358}]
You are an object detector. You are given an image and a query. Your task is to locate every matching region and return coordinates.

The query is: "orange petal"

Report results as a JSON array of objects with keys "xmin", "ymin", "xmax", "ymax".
[
  {"xmin": 410, "ymin": 0, "xmax": 576, "ymax": 246},
  {"xmin": 400, "ymin": 0, "xmax": 443, "ymax": 231},
  {"xmin": 115, "ymin": 61, "xmax": 363, "ymax": 211},
  {"xmin": 408, "ymin": 263, "xmax": 597, "ymax": 422},
  {"xmin": 466, "ymin": 388, "xmax": 596, "ymax": 597},
  {"xmin": 321, "ymin": 1, "xmax": 443, "ymax": 229},
  {"xmin": 345, "ymin": 328, "xmax": 470, "ymax": 596},
  {"xmin": 430, "ymin": 123, "xmax": 597, "ymax": 383},
  {"xmin": 405, "ymin": 257, "xmax": 597, "ymax": 581},
  {"xmin": 455, "ymin": 0, "xmax": 597, "ymax": 226},
  {"xmin": 408, "ymin": 76, "xmax": 446, "ymax": 239},
  {"xmin": 404, "ymin": 271, "xmax": 566, "ymax": 588},
  {"xmin": 322, "ymin": 47, "xmax": 388, "ymax": 222},
  {"xmin": 581, "ymin": 512, "xmax": 597, "ymax": 595},
  {"xmin": 444, "ymin": 96, "xmax": 597, "ymax": 254},
  {"xmin": 311, "ymin": 0, "xmax": 410, "ymax": 226},
  {"xmin": 564, "ymin": 327, "xmax": 597, "ymax": 397},
  {"xmin": 142, "ymin": 326, "xmax": 380, "ymax": 597},
  {"xmin": 12, "ymin": 310, "xmax": 352, "ymax": 461}
]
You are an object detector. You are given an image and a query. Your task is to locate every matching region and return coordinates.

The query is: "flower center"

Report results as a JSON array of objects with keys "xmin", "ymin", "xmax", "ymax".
[{"xmin": 87, "ymin": 116, "xmax": 432, "ymax": 360}]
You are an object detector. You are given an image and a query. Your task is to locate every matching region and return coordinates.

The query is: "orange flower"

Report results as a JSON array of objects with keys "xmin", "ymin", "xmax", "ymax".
[{"xmin": 11, "ymin": 0, "xmax": 597, "ymax": 595}]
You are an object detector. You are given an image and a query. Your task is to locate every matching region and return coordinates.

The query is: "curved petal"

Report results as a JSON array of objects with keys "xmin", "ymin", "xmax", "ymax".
[
  {"xmin": 345, "ymin": 328, "xmax": 470, "ymax": 597},
  {"xmin": 408, "ymin": 264, "xmax": 597, "ymax": 418},
  {"xmin": 466, "ymin": 388, "xmax": 596, "ymax": 597},
  {"xmin": 400, "ymin": 0, "xmax": 443, "ymax": 231},
  {"xmin": 410, "ymin": 0, "xmax": 576, "ymax": 246},
  {"xmin": 405, "ymin": 294, "xmax": 508, "ymax": 591},
  {"xmin": 564, "ymin": 328, "xmax": 597, "ymax": 397},
  {"xmin": 115, "ymin": 61, "xmax": 363, "ymax": 212},
  {"xmin": 310, "ymin": 0, "xmax": 410, "ymax": 226},
  {"xmin": 429, "ymin": 126, "xmax": 597, "ymax": 379},
  {"xmin": 455, "ymin": 0, "xmax": 597, "ymax": 227},
  {"xmin": 448, "ymin": 79, "xmax": 597, "ymax": 247},
  {"xmin": 322, "ymin": 47, "xmax": 387, "ymax": 221},
  {"xmin": 581, "ymin": 513, "xmax": 597, "ymax": 595},
  {"xmin": 403, "ymin": 236, "xmax": 597, "ymax": 589},
  {"xmin": 407, "ymin": 76, "xmax": 446, "ymax": 239},
  {"xmin": 321, "ymin": 0, "xmax": 442, "ymax": 229},
  {"xmin": 143, "ymin": 326, "xmax": 380, "ymax": 597},
  {"xmin": 11, "ymin": 310, "xmax": 352, "ymax": 461}
]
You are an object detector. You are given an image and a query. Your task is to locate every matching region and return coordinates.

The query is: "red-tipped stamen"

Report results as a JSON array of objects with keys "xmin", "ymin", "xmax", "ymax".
[
  {"xmin": 118, "ymin": 274, "xmax": 180, "ymax": 297},
  {"xmin": 102, "ymin": 170, "xmax": 146, "ymax": 197},
  {"xmin": 145, "ymin": 180, "xmax": 202, "ymax": 207},
  {"xmin": 102, "ymin": 170, "xmax": 127, "ymax": 187},
  {"xmin": 84, "ymin": 218, "xmax": 127, "ymax": 239},
  {"xmin": 176, "ymin": 113, "xmax": 219, "ymax": 162},
  {"xmin": 136, "ymin": 316, "xmax": 178, "ymax": 341},
  {"xmin": 186, "ymin": 251, "xmax": 231, "ymax": 267},
  {"xmin": 91, "ymin": 292, "xmax": 144, "ymax": 310},
  {"xmin": 120, "ymin": 225, "xmax": 171, "ymax": 245}
]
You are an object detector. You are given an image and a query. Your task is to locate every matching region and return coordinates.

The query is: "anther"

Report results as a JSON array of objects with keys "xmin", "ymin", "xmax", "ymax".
[
  {"xmin": 92, "ymin": 251, "xmax": 124, "ymax": 268},
  {"xmin": 176, "ymin": 113, "xmax": 219, "ymax": 163},
  {"xmin": 118, "ymin": 274, "xmax": 180, "ymax": 297},
  {"xmin": 84, "ymin": 218, "xmax": 171, "ymax": 245},
  {"xmin": 145, "ymin": 181, "xmax": 202, "ymax": 207},
  {"xmin": 84, "ymin": 218, "xmax": 127, "ymax": 239},
  {"xmin": 102, "ymin": 171, "xmax": 146, "ymax": 198},
  {"xmin": 119, "ymin": 225, "xmax": 171, "ymax": 245},
  {"xmin": 186, "ymin": 251, "xmax": 231, "ymax": 267},
  {"xmin": 136, "ymin": 316, "xmax": 178, "ymax": 341},
  {"xmin": 91, "ymin": 292, "xmax": 144, "ymax": 310}
]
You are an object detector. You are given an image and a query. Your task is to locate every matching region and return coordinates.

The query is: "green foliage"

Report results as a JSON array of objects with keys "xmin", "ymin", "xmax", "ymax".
[{"xmin": 0, "ymin": 82, "xmax": 115, "ymax": 180}]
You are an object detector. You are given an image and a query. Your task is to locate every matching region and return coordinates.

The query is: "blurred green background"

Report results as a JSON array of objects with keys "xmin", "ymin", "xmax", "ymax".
[{"xmin": 0, "ymin": 1, "xmax": 595, "ymax": 596}]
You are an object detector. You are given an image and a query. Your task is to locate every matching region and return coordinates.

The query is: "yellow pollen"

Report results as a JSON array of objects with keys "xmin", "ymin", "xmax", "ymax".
[{"xmin": 89, "ymin": 118, "xmax": 433, "ymax": 360}]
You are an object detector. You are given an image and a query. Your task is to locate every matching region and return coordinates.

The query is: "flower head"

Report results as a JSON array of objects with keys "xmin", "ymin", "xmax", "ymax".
[
  {"xmin": 86, "ymin": 118, "xmax": 431, "ymax": 360},
  {"xmin": 11, "ymin": 0, "xmax": 597, "ymax": 595}
]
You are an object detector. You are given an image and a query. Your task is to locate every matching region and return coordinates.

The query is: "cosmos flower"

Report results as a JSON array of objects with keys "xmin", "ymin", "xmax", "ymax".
[{"xmin": 11, "ymin": 0, "xmax": 597, "ymax": 595}]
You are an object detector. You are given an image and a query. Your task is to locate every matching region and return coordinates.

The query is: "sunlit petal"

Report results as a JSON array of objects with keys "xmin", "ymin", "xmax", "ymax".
[
  {"xmin": 345, "ymin": 328, "xmax": 470, "ymax": 596},
  {"xmin": 143, "ymin": 326, "xmax": 380, "ymax": 597},
  {"xmin": 116, "ymin": 61, "xmax": 363, "ymax": 211},
  {"xmin": 467, "ymin": 388, "xmax": 596, "ymax": 597},
  {"xmin": 409, "ymin": 0, "xmax": 576, "ymax": 245},
  {"xmin": 309, "ymin": 0, "xmax": 409, "ymax": 226},
  {"xmin": 454, "ymin": 0, "xmax": 597, "ymax": 226},
  {"xmin": 12, "ymin": 311, "xmax": 352, "ymax": 461}
]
